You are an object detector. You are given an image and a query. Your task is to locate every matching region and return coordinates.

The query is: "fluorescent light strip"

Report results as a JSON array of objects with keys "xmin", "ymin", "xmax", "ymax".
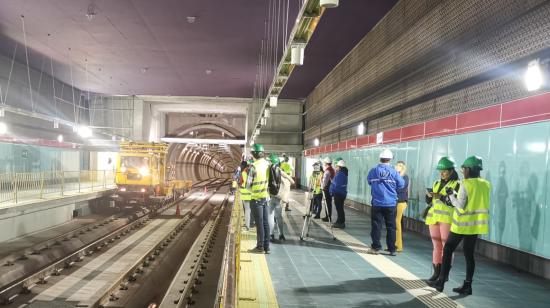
[{"xmin": 161, "ymin": 137, "xmax": 247, "ymax": 145}]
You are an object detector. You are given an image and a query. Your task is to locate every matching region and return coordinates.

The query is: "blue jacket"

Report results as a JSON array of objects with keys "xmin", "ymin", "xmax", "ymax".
[
  {"xmin": 367, "ymin": 163, "xmax": 405, "ymax": 207},
  {"xmin": 329, "ymin": 167, "xmax": 348, "ymax": 197}
]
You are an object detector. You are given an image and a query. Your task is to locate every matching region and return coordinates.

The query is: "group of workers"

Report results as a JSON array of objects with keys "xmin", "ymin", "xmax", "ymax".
[
  {"xmin": 237, "ymin": 143, "xmax": 490, "ymax": 296},
  {"xmin": 307, "ymin": 157, "xmax": 349, "ymax": 228},
  {"xmin": 364, "ymin": 148, "xmax": 490, "ymax": 295}
]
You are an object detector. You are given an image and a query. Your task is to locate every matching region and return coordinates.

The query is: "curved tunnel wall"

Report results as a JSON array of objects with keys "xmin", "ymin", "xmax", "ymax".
[{"xmin": 166, "ymin": 122, "xmax": 243, "ymax": 183}]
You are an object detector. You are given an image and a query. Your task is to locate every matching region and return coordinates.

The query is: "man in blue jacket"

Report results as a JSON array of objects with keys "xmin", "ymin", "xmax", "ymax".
[
  {"xmin": 330, "ymin": 159, "xmax": 348, "ymax": 229},
  {"xmin": 367, "ymin": 149, "xmax": 405, "ymax": 256}
]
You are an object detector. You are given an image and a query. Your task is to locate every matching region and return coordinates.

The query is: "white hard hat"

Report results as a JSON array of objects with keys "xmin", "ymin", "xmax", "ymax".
[
  {"xmin": 313, "ymin": 164, "xmax": 321, "ymax": 171},
  {"xmin": 337, "ymin": 160, "xmax": 346, "ymax": 167},
  {"xmin": 379, "ymin": 149, "xmax": 393, "ymax": 160},
  {"xmin": 323, "ymin": 157, "xmax": 332, "ymax": 164}
]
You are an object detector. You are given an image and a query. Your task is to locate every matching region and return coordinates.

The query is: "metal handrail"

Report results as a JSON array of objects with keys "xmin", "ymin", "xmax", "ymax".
[{"xmin": 0, "ymin": 170, "xmax": 116, "ymax": 205}]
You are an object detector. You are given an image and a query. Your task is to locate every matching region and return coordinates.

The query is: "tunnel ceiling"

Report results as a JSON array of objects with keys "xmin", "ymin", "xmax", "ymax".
[{"xmin": 0, "ymin": 0, "xmax": 396, "ymax": 98}]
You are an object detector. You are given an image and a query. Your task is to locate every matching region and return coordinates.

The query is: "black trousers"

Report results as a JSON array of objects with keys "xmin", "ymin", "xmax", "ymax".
[
  {"xmin": 334, "ymin": 194, "xmax": 346, "ymax": 224},
  {"xmin": 370, "ymin": 206, "xmax": 396, "ymax": 252},
  {"xmin": 323, "ymin": 189, "xmax": 333, "ymax": 218},
  {"xmin": 441, "ymin": 232, "xmax": 478, "ymax": 281}
]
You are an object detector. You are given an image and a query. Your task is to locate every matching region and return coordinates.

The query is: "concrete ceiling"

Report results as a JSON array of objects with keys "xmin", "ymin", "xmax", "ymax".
[{"xmin": 0, "ymin": 0, "xmax": 396, "ymax": 99}]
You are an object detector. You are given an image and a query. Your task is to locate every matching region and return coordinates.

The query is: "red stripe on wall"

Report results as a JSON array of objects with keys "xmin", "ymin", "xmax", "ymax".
[{"xmin": 305, "ymin": 92, "xmax": 550, "ymax": 157}]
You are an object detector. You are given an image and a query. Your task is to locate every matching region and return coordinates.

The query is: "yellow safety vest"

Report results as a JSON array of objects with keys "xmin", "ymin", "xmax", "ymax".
[
  {"xmin": 309, "ymin": 172, "xmax": 322, "ymax": 194},
  {"xmin": 425, "ymin": 179, "xmax": 459, "ymax": 225},
  {"xmin": 451, "ymin": 178, "xmax": 491, "ymax": 235},
  {"xmin": 281, "ymin": 162, "xmax": 292, "ymax": 175},
  {"xmin": 251, "ymin": 158, "xmax": 270, "ymax": 200},
  {"xmin": 239, "ymin": 170, "xmax": 251, "ymax": 201}
]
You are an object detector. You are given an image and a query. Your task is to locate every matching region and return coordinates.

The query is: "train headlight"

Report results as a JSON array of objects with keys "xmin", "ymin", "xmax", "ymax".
[
  {"xmin": 139, "ymin": 166, "xmax": 150, "ymax": 176},
  {"xmin": 120, "ymin": 166, "xmax": 127, "ymax": 173},
  {"xmin": 119, "ymin": 187, "xmax": 126, "ymax": 192},
  {"xmin": 140, "ymin": 188, "xmax": 146, "ymax": 193}
]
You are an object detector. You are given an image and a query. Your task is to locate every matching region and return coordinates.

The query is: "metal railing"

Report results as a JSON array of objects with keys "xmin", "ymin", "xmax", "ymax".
[{"xmin": 0, "ymin": 170, "xmax": 116, "ymax": 205}]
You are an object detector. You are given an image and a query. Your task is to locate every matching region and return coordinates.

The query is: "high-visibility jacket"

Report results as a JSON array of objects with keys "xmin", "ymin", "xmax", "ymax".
[
  {"xmin": 239, "ymin": 170, "xmax": 251, "ymax": 201},
  {"xmin": 250, "ymin": 158, "xmax": 270, "ymax": 200},
  {"xmin": 281, "ymin": 162, "xmax": 292, "ymax": 176},
  {"xmin": 309, "ymin": 172, "xmax": 322, "ymax": 194},
  {"xmin": 425, "ymin": 179, "xmax": 459, "ymax": 225},
  {"xmin": 451, "ymin": 178, "xmax": 491, "ymax": 235}
]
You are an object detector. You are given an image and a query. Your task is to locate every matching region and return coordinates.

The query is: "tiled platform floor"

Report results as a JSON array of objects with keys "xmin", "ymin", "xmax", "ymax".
[{"xmin": 248, "ymin": 190, "xmax": 550, "ymax": 308}]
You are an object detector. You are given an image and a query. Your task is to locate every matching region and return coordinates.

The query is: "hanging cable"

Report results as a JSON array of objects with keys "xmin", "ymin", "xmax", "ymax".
[
  {"xmin": 285, "ymin": 0, "xmax": 290, "ymax": 51},
  {"xmin": 20, "ymin": 15, "xmax": 35, "ymax": 111},
  {"xmin": 276, "ymin": 0, "xmax": 281, "ymax": 76},
  {"xmin": 50, "ymin": 57, "xmax": 57, "ymax": 119},
  {"xmin": 4, "ymin": 43, "xmax": 18, "ymax": 105}
]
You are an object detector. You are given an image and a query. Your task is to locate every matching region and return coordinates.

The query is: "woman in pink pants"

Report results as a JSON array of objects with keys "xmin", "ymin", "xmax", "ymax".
[{"xmin": 424, "ymin": 157, "xmax": 460, "ymax": 283}]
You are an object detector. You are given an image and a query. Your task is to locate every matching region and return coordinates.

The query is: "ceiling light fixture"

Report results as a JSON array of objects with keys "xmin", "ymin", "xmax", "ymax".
[
  {"xmin": 0, "ymin": 122, "xmax": 7, "ymax": 134},
  {"xmin": 313, "ymin": 138, "xmax": 320, "ymax": 147},
  {"xmin": 357, "ymin": 122, "xmax": 365, "ymax": 135},
  {"xmin": 269, "ymin": 96, "xmax": 278, "ymax": 107},
  {"xmin": 57, "ymin": 134, "xmax": 64, "ymax": 143},
  {"xmin": 77, "ymin": 125, "xmax": 92, "ymax": 138},
  {"xmin": 320, "ymin": 0, "xmax": 339, "ymax": 8},
  {"xmin": 0, "ymin": 108, "xmax": 4, "ymax": 117},
  {"xmin": 186, "ymin": 16, "xmax": 196, "ymax": 24},
  {"xmin": 86, "ymin": 3, "xmax": 97, "ymax": 21}
]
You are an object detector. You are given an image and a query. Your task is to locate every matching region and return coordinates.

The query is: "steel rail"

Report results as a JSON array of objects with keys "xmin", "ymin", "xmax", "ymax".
[{"xmin": 159, "ymin": 193, "xmax": 229, "ymax": 307}]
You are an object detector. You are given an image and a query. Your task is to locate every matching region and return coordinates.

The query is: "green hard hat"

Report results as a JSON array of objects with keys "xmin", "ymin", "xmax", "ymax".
[
  {"xmin": 334, "ymin": 157, "xmax": 344, "ymax": 164},
  {"xmin": 268, "ymin": 153, "xmax": 280, "ymax": 165},
  {"xmin": 436, "ymin": 157, "xmax": 456, "ymax": 170},
  {"xmin": 462, "ymin": 156, "xmax": 483, "ymax": 170},
  {"xmin": 251, "ymin": 144, "xmax": 264, "ymax": 153}
]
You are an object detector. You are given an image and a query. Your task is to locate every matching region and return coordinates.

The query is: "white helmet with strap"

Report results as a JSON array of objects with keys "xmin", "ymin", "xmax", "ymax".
[
  {"xmin": 323, "ymin": 157, "xmax": 332, "ymax": 164},
  {"xmin": 379, "ymin": 149, "xmax": 393, "ymax": 160}
]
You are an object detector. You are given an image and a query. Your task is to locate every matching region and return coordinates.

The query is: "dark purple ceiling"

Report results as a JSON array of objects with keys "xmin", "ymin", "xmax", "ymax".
[
  {"xmin": 281, "ymin": 0, "xmax": 398, "ymax": 99},
  {"xmin": 0, "ymin": 0, "xmax": 396, "ymax": 98}
]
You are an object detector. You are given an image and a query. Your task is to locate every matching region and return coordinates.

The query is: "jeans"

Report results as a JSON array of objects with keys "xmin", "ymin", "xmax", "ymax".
[
  {"xmin": 251, "ymin": 199, "xmax": 270, "ymax": 250},
  {"xmin": 268, "ymin": 196, "xmax": 284, "ymax": 237},
  {"xmin": 334, "ymin": 194, "xmax": 346, "ymax": 224},
  {"xmin": 323, "ymin": 189, "xmax": 333, "ymax": 218},
  {"xmin": 441, "ymin": 232, "xmax": 478, "ymax": 281},
  {"xmin": 242, "ymin": 199, "xmax": 252, "ymax": 229},
  {"xmin": 370, "ymin": 205, "xmax": 397, "ymax": 252}
]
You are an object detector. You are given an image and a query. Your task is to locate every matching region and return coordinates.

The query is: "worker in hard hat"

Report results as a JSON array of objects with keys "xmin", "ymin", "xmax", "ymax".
[
  {"xmin": 267, "ymin": 153, "xmax": 283, "ymax": 243},
  {"xmin": 366, "ymin": 149, "xmax": 404, "ymax": 256},
  {"xmin": 239, "ymin": 160, "xmax": 253, "ymax": 231},
  {"xmin": 329, "ymin": 159, "xmax": 348, "ymax": 228},
  {"xmin": 321, "ymin": 157, "xmax": 336, "ymax": 222},
  {"xmin": 280, "ymin": 153, "xmax": 294, "ymax": 211},
  {"xmin": 424, "ymin": 156, "xmax": 460, "ymax": 283},
  {"xmin": 277, "ymin": 161, "xmax": 295, "ymax": 235},
  {"xmin": 428, "ymin": 156, "xmax": 490, "ymax": 296},
  {"xmin": 308, "ymin": 161, "xmax": 324, "ymax": 218},
  {"xmin": 246, "ymin": 144, "xmax": 271, "ymax": 254}
]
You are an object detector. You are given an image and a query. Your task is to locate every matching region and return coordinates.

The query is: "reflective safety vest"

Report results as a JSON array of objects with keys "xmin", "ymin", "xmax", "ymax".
[
  {"xmin": 251, "ymin": 158, "xmax": 270, "ymax": 200},
  {"xmin": 309, "ymin": 172, "xmax": 322, "ymax": 194},
  {"xmin": 425, "ymin": 179, "xmax": 459, "ymax": 225},
  {"xmin": 451, "ymin": 178, "xmax": 491, "ymax": 235},
  {"xmin": 239, "ymin": 170, "xmax": 251, "ymax": 201},
  {"xmin": 281, "ymin": 162, "xmax": 292, "ymax": 175}
]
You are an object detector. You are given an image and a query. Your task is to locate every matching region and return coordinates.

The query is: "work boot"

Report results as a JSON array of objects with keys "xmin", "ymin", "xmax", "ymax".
[
  {"xmin": 332, "ymin": 222, "xmax": 345, "ymax": 229},
  {"xmin": 428, "ymin": 265, "xmax": 451, "ymax": 292},
  {"xmin": 427, "ymin": 264, "xmax": 441, "ymax": 283},
  {"xmin": 366, "ymin": 248, "xmax": 379, "ymax": 255},
  {"xmin": 452, "ymin": 280, "xmax": 472, "ymax": 295},
  {"xmin": 321, "ymin": 217, "xmax": 329, "ymax": 222},
  {"xmin": 285, "ymin": 205, "xmax": 291, "ymax": 211},
  {"xmin": 249, "ymin": 247, "xmax": 264, "ymax": 253},
  {"xmin": 279, "ymin": 234, "xmax": 286, "ymax": 241}
]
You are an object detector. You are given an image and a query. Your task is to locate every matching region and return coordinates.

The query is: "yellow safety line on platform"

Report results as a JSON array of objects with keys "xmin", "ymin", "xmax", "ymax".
[
  {"xmin": 238, "ymin": 230, "xmax": 279, "ymax": 308},
  {"xmin": 289, "ymin": 197, "xmax": 464, "ymax": 308}
]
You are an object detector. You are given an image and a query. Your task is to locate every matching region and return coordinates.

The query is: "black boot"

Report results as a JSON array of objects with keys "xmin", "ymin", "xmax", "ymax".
[
  {"xmin": 427, "ymin": 264, "xmax": 441, "ymax": 283},
  {"xmin": 452, "ymin": 280, "xmax": 472, "ymax": 295},
  {"xmin": 428, "ymin": 265, "xmax": 450, "ymax": 292}
]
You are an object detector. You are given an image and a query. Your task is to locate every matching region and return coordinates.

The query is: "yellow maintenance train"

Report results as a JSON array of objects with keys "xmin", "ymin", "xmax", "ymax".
[{"xmin": 112, "ymin": 142, "xmax": 191, "ymax": 209}]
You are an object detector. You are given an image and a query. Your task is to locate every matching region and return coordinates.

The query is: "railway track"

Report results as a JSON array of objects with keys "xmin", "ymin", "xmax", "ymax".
[{"xmin": 0, "ymin": 179, "xmax": 231, "ymax": 307}]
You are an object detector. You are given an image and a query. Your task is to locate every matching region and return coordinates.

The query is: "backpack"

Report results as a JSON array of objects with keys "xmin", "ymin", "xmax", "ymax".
[{"xmin": 268, "ymin": 165, "xmax": 281, "ymax": 195}]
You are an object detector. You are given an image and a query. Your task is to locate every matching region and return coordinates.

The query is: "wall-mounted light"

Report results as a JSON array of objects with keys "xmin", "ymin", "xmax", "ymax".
[
  {"xmin": 357, "ymin": 122, "xmax": 365, "ymax": 135},
  {"xmin": 320, "ymin": 0, "xmax": 339, "ymax": 8},
  {"xmin": 77, "ymin": 125, "xmax": 92, "ymax": 138},
  {"xmin": 264, "ymin": 108, "xmax": 271, "ymax": 118},
  {"xmin": 0, "ymin": 108, "xmax": 4, "ymax": 117},
  {"xmin": 525, "ymin": 59, "xmax": 543, "ymax": 91},
  {"xmin": 314, "ymin": 138, "xmax": 320, "ymax": 147},
  {"xmin": 53, "ymin": 120, "xmax": 59, "ymax": 129},
  {"xmin": 269, "ymin": 96, "xmax": 278, "ymax": 107},
  {"xmin": 0, "ymin": 122, "xmax": 7, "ymax": 135},
  {"xmin": 57, "ymin": 134, "xmax": 64, "ymax": 143}
]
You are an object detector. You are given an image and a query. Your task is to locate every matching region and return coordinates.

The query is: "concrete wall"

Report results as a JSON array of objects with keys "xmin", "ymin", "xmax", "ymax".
[{"xmin": 0, "ymin": 191, "xmax": 112, "ymax": 243}]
